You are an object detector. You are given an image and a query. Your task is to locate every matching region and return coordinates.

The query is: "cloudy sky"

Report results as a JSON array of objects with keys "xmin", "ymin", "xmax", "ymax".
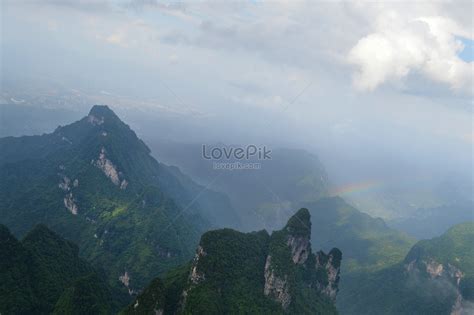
[{"xmin": 1, "ymin": 0, "xmax": 473, "ymax": 191}]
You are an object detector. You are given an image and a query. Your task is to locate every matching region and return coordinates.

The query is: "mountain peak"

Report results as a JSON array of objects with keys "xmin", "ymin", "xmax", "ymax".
[
  {"xmin": 88, "ymin": 104, "xmax": 116, "ymax": 117},
  {"xmin": 285, "ymin": 208, "xmax": 311, "ymax": 237},
  {"xmin": 87, "ymin": 105, "xmax": 120, "ymax": 126}
]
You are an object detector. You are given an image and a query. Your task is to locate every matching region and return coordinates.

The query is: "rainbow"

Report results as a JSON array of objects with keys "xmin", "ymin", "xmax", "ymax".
[{"xmin": 329, "ymin": 179, "xmax": 383, "ymax": 196}]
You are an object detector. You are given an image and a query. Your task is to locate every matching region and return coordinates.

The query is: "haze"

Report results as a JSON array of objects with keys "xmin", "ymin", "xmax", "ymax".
[{"xmin": 1, "ymin": 0, "xmax": 473, "ymax": 219}]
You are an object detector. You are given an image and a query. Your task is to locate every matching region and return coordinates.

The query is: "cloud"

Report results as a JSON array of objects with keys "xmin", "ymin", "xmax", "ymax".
[{"xmin": 348, "ymin": 12, "xmax": 473, "ymax": 92}]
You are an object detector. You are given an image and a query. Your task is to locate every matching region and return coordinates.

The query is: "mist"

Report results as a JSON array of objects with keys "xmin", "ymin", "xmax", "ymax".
[{"xmin": 1, "ymin": 0, "xmax": 473, "ymax": 220}]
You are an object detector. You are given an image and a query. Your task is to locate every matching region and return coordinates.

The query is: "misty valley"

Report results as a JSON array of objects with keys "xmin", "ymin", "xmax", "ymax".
[
  {"xmin": 1, "ymin": 1, "xmax": 473, "ymax": 314},
  {"xmin": 0, "ymin": 106, "xmax": 472, "ymax": 314}
]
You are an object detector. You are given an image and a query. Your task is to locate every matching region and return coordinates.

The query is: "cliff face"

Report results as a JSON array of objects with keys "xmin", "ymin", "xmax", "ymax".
[
  {"xmin": 264, "ymin": 255, "xmax": 292, "ymax": 309},
  {"xmin": 337, "ymin": 222, "xmax": 474, "ymax": 315},
  {"xmin": 405, "ymin": 256, "xmax": 466, "ymax": 315},
  {"xmin": 315, "ymin": 249, "xmax": 342, "ymax": 301},
  {"xmin": 124, "ymin": 208, "xmax": 342, "ymax": 314},
  {"xmin": 263, "ymin": 208, "xmax": 341, "ymax": 311}
]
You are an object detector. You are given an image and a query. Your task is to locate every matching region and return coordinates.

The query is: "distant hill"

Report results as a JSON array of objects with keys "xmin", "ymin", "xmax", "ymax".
[
  {"xmin": 338, "ymin": 222, "xmax": 474, "ymax": 314},
  {"xmin": 389, "ymin": 200, "xmax": 473, "ymax": 239},
  {"xmin": 145, "ymin": 139, "xmax": 329, "ymax": 232},
  {"xmin": 122, "ymin": 209, "xmax": 342, "ymax": 315},
  {"xmin": 0, "ymin": 103, "xmax": 82, "ymax": 137},
  {"xmin": 302, "ymin": 197, "xmax": 416, "ymax": 273}
]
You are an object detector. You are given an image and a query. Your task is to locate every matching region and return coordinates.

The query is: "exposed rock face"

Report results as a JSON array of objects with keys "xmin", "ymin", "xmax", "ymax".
[
  {"xmin": 119, "ymin": 271, "xmax": 130, "ymax": 287},
  {"xmin": 287, "ymin": 234, "xmax": 310, "ymax": 265},
  {"xmin": 405, "ymin": 258, "xmax": 466, "ymax": 315},
  {"xmin": 132, "ymin": 210, "xmax": 341, "ymax": 314},
  {"xmin": 120, "ymin": 179, "xmax": 128, "ymax": 189},
  {"xmin": 95, "ymin": 147, "xmax": 120, "ymax": 185},
  {"xmin": 406, "ymin": 259, "xmax": 464, "ymax": 285},
  {"xmin": 58, "ymin": 176, "xmax": 71, "ymax": 191},
  {"xmin": 177, "ymin": 245, "xmax": 208, "ymax": 312},
  {"xmin": 120, "ymin": 271, "xmax": 135, "ymax": 295},
  {"xmin": 87, "ymin": 114, "xmax": 104, "ymax": 125},
  {"xmin": 58, "ymin": 175, "xmax": 80, "ymax": 215},
  {"xmin": 425, "ymin": 259, "xmax": 444, "ymax": 278},
  {"xmin": 94, "ymin": 147, "xmax": 127, "ymax": 189},
  {"xmin": 63, "ymin": 193, "xmax": 78, "ymax": 215},
  {"xmin": 264, "ymin": 255, "xmax": 291, "ymax": 309},
  {"xmin": 190, "ymin": 246, "xmax": 206, "ymax": 284},
  {"xmin": 315, "ymin": 249, "xmax": 342, "ymax": 301},
  {"xmin": 263, "ymin": 208, "xmax": 342, "ymax": 310}
]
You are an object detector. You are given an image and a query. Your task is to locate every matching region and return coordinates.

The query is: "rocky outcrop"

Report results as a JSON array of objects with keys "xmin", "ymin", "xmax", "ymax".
[
  {"xmin": 315, "ymin": 249, "xmax": 342, "ymax": 301},
  {"xmin": 58, "ymin": 174, "xmax": 79, "ymax": 215},
  {"xmin": 263, "ymin": 208, "xmax": 342, "ymax": 310},
  {"xmin": 263, "ymin": 255, "xmax": 291, "ymax": 309},
  {"xmin": 120, "ymin": 271, "xmax": 135, "ymax": 295},
  {"xmin": 140, "ymin": 209, "xmax": 341, "ymax": 314},
  {"xmin": 189, "ymin": 245, "xmax": 206, "ymax": 284},
  {"xmin": 58, "ymin": 175, "xmax": 71, "ymax": 191},
  {"xmin": 87, "ymin": 114, "xmax": 104, "ymax": 125},
  {"xmin": 63, "ymin": 193, "xmax": 78, "ymax": 215},
  {"xmin": 287, "ymin": 234, "xmax": 310, "ymax": 265},
  {"xmin": 94, "ymin": 147, "xmax": 128, "ymax": 189},
  {"xmin": 405, "ymin": 258, "xmax": 464, "ymax": 285},
  {"xmin": 405, "ymin": 258, "xmax": 466, "ymax": 315}
]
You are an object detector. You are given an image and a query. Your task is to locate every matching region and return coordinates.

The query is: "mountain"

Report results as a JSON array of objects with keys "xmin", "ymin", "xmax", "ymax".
[
  {"xmin": 0, "ymin": 105, "xmax": 239, "ymax": 293},
  {"xmin": 0, "ymin": 224, "xmax": 121, "ymax": 314},
  {"xmin": 296, "ymin": 197, "xmax": 417, "ymax": 313},
  {"xmin": 301, "ymin": 197, "xmax": 415, "ymax": 273},
  {"xmin": 145, "ymin": 138, "xmax": 329, "ymax": 231},
  {"xmin": 389, "ymin": 200, "xmax": 474, "ymax": 239},
  {"xmin": 122, "ymin": 209, "xmax": 342, "ymax": 314},
  {"xmin": 338, "ymin": 222, "xmax": 474, "ymax": 315}
]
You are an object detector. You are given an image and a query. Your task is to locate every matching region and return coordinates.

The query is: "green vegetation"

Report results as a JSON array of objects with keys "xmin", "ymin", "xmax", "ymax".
[
  {"xmin": 337, "ymin": 222, "xmax": 474, "ymax": 315},
  {"xmin": 404, "ymin": 222, "xmax": 474, "ymax": 275},
  {"xmin": 119, "ymin": 278, "xmax": 166, "ymax": 315},
  {"xmin": 183, "ymin": 229, "xmax": 281, "ymax": 314},
  {"xmin": 53, "ymin": 273, "xmax": 117, "ymax": 315},
  {"xmin": 0, "ymin": 105, "xmax": 238, "ymax": 294},
  {"xmin": 123, "ymin": 209, "xmax": 341, "ymax": 315},
  {"xmin": 0, "ymin": 224, "xmax": 122, "ymax": 314},
  {"xmin": 302, "ymin": 197, "xmax": 415, "ymax": 272}
]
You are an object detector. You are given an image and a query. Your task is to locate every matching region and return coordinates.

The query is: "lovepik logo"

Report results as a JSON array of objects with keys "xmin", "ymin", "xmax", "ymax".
[{"xmin": 202, "ymin": 144, "xmax": 272, "ymax": 160}]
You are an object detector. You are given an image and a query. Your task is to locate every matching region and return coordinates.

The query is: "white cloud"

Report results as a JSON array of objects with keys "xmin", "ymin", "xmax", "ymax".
[{"xmin": 348, "ymin": 11, "xmax": 473, "ymax": 92}]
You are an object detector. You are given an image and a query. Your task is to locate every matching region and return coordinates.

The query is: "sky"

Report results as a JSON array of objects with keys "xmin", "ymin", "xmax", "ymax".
[{"xmin": 1, "ymin": 0, "xmax": 473, "ymax": 214}]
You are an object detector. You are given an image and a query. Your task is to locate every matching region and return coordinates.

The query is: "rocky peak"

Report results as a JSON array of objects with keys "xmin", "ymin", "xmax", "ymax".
[
  {"xmin": 189, "ymin": 245, "xmax": 206, "ymax": 284},
  {"xmin": 284, "ymin": 208, "xmax": 311, "ymax": 237},
  {"xmin": 264, "ymin": 255, "xmax": 291, "ymax": 309},
  {"xmin": 264, "ymin": 209, "xmax": 342, "ymax": 310},
  {"xmin": 127, "ymin": 213, "xmax": 341, "ymax": 314},
  {"xmin": 87, "ymin": 105, "xmax": 119, "ymax": 123},
  {"xmin": 287, "ymin": 234, "xmax": 310, "ymax": 265},
  {"xmin": 315, "ymin": 248, "xmax": 342, "ymax": 301},
  {"xmin": 285, "ymin": 208, "xmax": 311, "ymax": 265}
]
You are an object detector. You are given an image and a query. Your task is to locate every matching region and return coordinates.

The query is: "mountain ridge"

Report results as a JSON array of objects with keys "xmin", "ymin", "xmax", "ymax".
[
  {"xmin": 0, "ymin": 105, "xmax": 239, "ymax": 294},
  {"xmin": 122, "ymin": 208, "xmax": 342, "ymax": 314}
]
